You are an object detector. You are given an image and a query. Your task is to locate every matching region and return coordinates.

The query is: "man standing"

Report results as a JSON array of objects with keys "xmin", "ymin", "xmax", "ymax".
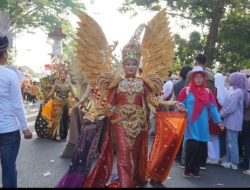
[
  {"xmin": 173, "ymin": 66, "xmax": 192, "ymax": 100},
  {"xmin": 0, "ymin": 12, "xmax": 32, "ymax": 188}
]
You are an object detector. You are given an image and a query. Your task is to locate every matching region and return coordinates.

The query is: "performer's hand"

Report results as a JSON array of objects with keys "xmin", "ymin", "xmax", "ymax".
[
  {"xmin": 23, "ymin": 129, "xmax": 33, "ymax": 139},
  {"xmin": 218, "ymin": 123, "xmax": 224, "ymax": 131},
  {"xmin": 175, "ymin": 102, "xmax": 186, "ymax": 112}
]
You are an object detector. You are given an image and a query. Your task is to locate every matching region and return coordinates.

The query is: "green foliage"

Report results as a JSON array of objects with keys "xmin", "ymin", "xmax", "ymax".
[
  {"xmin": 119, "ymin": 0, "xmax": 250, "ymax": 71},
  {"xmin": 120, "ymin": 0, "xmax": 250, "ymax": 25},
  {"xmin": 171, "ymin": 31, "xmax": 204, "ymax": 72},
  {"xmin": 1, "ymin": 0, "xmax": 85, "ymax": 31},
  {"xmin": 60, "ymin": 20, "xmax": 77, "ymax": 65},
  {"xmin": 216, "ymin": 12, "xmax": 250, "ymax": 71},
  {"xmin": 0, "ymin": 0, "xmax": 85, "ymax": 65},
  {"xmin": 119, "ymin": 0, "xmax": 161, "ymax": 14}
]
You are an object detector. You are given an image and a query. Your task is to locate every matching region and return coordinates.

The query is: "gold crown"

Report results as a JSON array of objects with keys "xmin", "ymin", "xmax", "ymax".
[
  {"xmin": 122, "ymin": 24, "xmax": 145, "ymax": 64},
  {"xmin": 52, "ymin": 64, "xmax": 68, "ymax": 77}
]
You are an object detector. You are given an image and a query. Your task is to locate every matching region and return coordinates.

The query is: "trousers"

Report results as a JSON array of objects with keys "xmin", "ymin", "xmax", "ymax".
[{"xmin": 0, "ymin": 130, "xmax": 21, "ymax": 188}]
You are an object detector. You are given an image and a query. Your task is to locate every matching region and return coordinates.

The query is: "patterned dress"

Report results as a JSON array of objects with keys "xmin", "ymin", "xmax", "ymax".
[
  {"xmin": 57, "ymin": 77, "xmax": 186, "ymax": 188},
  {"xmin": 47, "ymin": 80, "xmax": 72, "ymax": 140}
]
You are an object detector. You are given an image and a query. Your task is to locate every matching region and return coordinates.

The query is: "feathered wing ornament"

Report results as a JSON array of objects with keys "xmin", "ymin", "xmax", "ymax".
[
  {"xmin": 0, "ymin": 11, "xmax": 14, "ymax": 51},
  {"xmin": 76, "ymin": 11, "xmax": 116, "ymax": 88},
  {"xmin": 141, "ymin": 9, "xmax": 174, "ymax": 94},
  {"xmin": 76, "ymin": 11, "xmax": 119, "ymax": 120}
]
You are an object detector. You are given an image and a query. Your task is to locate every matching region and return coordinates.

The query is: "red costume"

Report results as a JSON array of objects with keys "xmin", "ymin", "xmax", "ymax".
[
  {"xmin": 56, "ymin": 10, "xmax": 187, "ymax": 188},
  {"xmin": 83, "ymin": 77, "xmax": 186, "ymax": 188}
]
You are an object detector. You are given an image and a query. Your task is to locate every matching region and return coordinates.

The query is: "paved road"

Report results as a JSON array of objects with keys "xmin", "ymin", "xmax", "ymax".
[{"xmin": 0, "ymin": 102, "xmax": 249, "ymax": 188}]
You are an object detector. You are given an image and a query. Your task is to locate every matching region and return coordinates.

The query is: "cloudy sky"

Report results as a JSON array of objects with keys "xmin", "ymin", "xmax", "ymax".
[{"xmin": 14, "ymin": 0, "xmax": 200, "ymax": 73}]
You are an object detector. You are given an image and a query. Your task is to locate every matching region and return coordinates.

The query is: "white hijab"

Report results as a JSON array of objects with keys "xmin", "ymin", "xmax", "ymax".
[{"xmin": 214, "ymin": 73, "xmax": 227, "ymax": 106}]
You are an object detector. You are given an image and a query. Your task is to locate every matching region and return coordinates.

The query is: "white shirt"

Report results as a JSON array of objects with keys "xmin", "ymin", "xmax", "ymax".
[
  {"xmin": 160, "ymin": 80, "xmax": 174, "ymax": 100},
  {"xmin": 0, "ymin": 65, "xmax": 28, "ymax": 133}
]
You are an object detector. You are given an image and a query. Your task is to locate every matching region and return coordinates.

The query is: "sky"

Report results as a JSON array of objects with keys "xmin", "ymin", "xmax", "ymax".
[{"xmin": 14, "ymin": 0, "xmax": 201, "ymax": 73}]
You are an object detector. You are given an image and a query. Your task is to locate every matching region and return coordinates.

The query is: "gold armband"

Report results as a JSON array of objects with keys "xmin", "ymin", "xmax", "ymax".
[
  {"xmin": 159, "ymin": 100, "xmax": 179, "ymax": 107},
  {"xmin": 147, "ymin": 95, "xmax": 180, "ymax": 113}
]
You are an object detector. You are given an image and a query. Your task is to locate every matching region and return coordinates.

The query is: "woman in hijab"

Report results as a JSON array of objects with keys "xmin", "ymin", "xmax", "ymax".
[
  {"xmin": 207, "ymin": 73, "xmax": 227, "ymax": 165},
  {"xmin": 178, "ymin": 66, "xmax": 223, "ymax": 178},
  {"xmin": 220, "ymin": 72, "xmax": 249, "ymax": 170}
]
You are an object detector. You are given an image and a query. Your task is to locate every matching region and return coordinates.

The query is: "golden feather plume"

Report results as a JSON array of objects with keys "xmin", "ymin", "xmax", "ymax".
[
  {"xmin": 141, "ymin": 9, "xmax": 174, "ymax": 82},
  {"xmin": 76, "ymin": 11, "xmax": 113, "ymax": 88}
]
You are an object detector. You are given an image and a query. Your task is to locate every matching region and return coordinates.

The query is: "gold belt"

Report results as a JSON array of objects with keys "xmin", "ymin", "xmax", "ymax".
[{"xmin": 114, "ymin": 104, "xmax": 147, "ymax": 137}]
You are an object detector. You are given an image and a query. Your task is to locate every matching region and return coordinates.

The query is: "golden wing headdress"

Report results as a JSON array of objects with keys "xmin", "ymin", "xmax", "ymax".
[
  {"xmin": 141, "ymin": 9, "xmax": 174, "ymax": 94},
  {"xmin": 76, "ymin": 11, "xmax": 116, "ymax": 88}
]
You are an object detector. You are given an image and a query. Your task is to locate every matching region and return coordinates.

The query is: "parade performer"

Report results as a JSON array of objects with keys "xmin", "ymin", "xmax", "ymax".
[
  {"xmin": 178, "ymin": 66, "xmax": 223, "ymax": 178},
  {"xmin": 60, "ymin": 59, "xmax": 93, "ymax": 158},
  {"xmin": 42, "ymin": 68, "xmax": 79, "ymax": 140},
  {"xmin": 35, "ymin": 68, "xmax": 78, "ymax": 141},
  {"xmin": 57, "ymin": 10, "xmax": 187, "ymax": 188},
  {"xmin": 34, "ymin": 74, "xmax": 56, "ymax": 138}
]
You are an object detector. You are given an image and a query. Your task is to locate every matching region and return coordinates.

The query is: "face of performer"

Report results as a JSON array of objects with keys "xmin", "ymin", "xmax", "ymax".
[
  {"xmin": 59, "ymin": 71, "xmax": 67, "ymax": 80},
  {"xmin": 193, "ymin": 73, "xmax": 204, "ymax": 86},
  {"xmin": 123, "ymin": 58, "xmax": 139, "ymax": 78}
]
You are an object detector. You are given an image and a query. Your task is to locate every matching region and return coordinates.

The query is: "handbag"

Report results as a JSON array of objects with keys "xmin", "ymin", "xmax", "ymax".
[
  {"xmin": 148, "ymin": 111, "xmax": 187, "ymax": 183},
  {"xmin": 34, "ymin": 104, "xmax": 49, "ymax": 138}
]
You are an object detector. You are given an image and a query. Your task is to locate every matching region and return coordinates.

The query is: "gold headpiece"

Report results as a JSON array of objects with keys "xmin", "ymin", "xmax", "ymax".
[
  {"xmin": 122, "ymin": 24, "xmax": 145, "ymax": 64},
  {"xmin": 51, "ymin": 63, "xmax": 68, "ymax": 78}
]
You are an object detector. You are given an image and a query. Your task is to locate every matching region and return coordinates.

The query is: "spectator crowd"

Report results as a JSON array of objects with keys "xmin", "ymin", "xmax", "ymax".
[{"xmin": 155, "ymin": 54, "xmax": 250, "ymax": 177}]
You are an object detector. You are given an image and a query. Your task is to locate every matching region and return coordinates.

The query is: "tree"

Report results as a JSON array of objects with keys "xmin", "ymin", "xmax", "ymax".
[
  {"xmin": 60, "ymin": 20, "xmax": 77, "ymax": 65},
  {"xmin": 1, "ymin": 0, "xmax": 85, "ymax": 31},
  {"xmin": 172, "ymin": 31, "xmax": 204, "ymax": 73},
  {"xmin": 216, "ymin": 11, "xmax": 250, "ymax": 71},
  {"xmin": 119, "ymin": 0, "xmax": 250, "ymax": 68},
  {"xmin": 0, "ymin": 0, "xmax": 85, "ymax": 64}
]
